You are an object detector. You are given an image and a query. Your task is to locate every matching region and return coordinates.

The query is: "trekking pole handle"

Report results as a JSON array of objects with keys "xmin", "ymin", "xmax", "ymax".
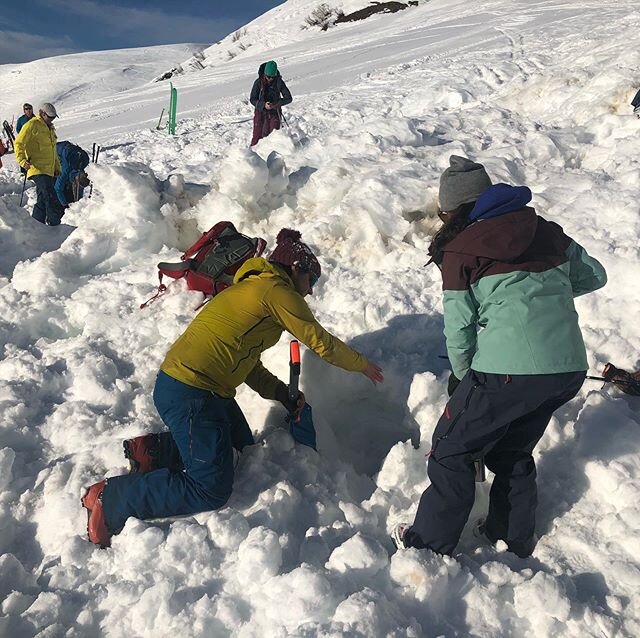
[
  {"xmin": 587, "ymin": 375, "xmax": 640, "ymax": 388},
  {"xmin": 19, "ymin": 171, "xmax": 27, "ymax": 207},
  {"xmin": 289, "ymin": 340, "xmax": 301, "ymax": 402}
]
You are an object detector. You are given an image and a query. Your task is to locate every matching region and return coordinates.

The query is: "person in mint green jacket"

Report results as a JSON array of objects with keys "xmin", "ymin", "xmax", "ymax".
[{"xmin": 392, "ymin": 155, "xmax": 606, "ymax": 558}]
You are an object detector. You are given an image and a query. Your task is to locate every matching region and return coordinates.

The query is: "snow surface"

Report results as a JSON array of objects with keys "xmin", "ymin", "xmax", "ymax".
[{"xmin": 1, "ymin": 0, "xmax": 640, "ymax": 635}]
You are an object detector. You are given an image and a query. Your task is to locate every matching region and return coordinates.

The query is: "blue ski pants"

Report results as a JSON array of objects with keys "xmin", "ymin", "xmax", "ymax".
[
  {"xmin": 102, "ymin": 371, "xmax": 254, "ymax": 533},
  {"xmin": 405, "ymin": 370, "xmax": 585, "ymax": 557}
]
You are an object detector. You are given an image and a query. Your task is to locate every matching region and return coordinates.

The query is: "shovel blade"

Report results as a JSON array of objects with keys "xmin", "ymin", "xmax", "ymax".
[{"xmin": 289, "ymin": 403, "xmax": 316, "ymax": 450}]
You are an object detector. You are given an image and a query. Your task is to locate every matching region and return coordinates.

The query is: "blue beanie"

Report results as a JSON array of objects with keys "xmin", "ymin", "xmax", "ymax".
[{"xmin": 264, "ymin": 61, "xmax": 278, "ymax": 77}]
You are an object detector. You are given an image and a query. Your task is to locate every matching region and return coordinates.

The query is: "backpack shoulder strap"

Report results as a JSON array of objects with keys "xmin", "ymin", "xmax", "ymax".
[{"xmin": 182, "ymin": 221, "xmax": 235, "ymax": 259}]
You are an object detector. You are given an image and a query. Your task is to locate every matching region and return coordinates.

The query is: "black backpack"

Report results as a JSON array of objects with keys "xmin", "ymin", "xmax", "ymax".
[{"xmin": 140, "ymin": 221, "xmax": 267, "ymax": 309}]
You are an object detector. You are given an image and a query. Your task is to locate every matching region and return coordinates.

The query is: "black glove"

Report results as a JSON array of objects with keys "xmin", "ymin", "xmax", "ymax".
[
  {"xmin": 447, "ymin": 372, "xmax": 460, "ymax": 397},
  {"xmin": 275, "ymin": 382, "xmax": 304, "ymax": 413}
]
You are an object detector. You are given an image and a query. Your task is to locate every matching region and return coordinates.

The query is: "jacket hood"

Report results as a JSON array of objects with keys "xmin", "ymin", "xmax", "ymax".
[
  {"xmin": 444, "ymin": 207, "xmax": 539, "ymax": 261},
  {"xmin": 234, "ymin": 257, "xmax": 293, "ymax": 286},
  {"xmin": 468, "ymin": 183, "xmax": 532, "ymax": 222}
]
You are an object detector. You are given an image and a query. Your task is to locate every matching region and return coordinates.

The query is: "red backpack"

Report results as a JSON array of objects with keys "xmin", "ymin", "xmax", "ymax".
[{"xmin": 141, "ymin": 221, "xmax": 267, "ymax": 308}]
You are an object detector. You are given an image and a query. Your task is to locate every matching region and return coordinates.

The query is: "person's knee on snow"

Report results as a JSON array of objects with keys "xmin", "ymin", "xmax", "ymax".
[{"xmin": 83, "ymin": 227, "xmax": 383, "ymax": 547}]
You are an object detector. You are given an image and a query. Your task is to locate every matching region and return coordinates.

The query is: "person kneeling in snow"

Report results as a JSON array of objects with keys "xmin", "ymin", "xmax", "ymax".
[
  {"xmin": 392, "ymin": 156, "xmax": 607, "ymax": 558},
  {"xmin": 249, "ymin": 60, "xmax": 292, "ymax": 146},
  {"xmin": 82, "ymin": 229, "xmax": 384, "ymax": 547}
]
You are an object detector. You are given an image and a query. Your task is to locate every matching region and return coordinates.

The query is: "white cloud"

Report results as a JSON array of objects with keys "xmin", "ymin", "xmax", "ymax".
[
  {"xmin": 44, "ymin": 0, "xmax": 238, "ymax": 43},
  {"xmin": 0, "ymin": 30, "xmax": 81, "ymax": 64}
]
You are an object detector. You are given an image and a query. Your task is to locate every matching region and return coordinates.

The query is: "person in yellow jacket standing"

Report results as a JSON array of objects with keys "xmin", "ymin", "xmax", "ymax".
[
  {"xmin": 82, "ymin": 229, "xmax": 385, "ymax": 547},
  {"xmin": 14, "ymin": 102, "xmax": 65, "ymax": 226}
]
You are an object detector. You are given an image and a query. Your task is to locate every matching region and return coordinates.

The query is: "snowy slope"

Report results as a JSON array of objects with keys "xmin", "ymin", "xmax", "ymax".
[
  {"xmin": 0, "ymin": 44, "xmax": 205, "ymax": 128},
  {"xmin": 1, "ymin": 0, "xmax": 640, "ymax": 636},
  {"xmin": 170, "ymin": 0, "xmax": 409, "ymax": 73}
]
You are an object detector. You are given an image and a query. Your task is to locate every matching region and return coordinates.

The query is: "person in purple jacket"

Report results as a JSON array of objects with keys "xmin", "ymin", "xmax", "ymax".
[{"xmin": 249, "ymin": 60, "xmax": 292, "ymax": 146}]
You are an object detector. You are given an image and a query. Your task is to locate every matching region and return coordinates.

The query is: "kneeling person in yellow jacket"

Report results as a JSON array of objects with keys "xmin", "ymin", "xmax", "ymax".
[{"xmin": 82, "ymin": 228, "xmax": 384, "ymax": 546}]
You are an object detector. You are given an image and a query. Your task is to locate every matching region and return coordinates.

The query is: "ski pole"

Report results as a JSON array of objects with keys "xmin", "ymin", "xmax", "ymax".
[
  {"xmin": 586, "ymin": 375, "xmax": 640, "ymax": 390},
  {"xmin": 89, "ymin": 144, "xmax": 100, "ymax": 197},
  {"xmin": 19, "ymin": 171, "xmax": 27, "ymax": 206},
  {"xmin": 156, "ymin": 108, "xmax": 165, "ymax": 130},
  {"xmin": 279, "ymin": 108, "xmax": 289, "ymax": 128}
]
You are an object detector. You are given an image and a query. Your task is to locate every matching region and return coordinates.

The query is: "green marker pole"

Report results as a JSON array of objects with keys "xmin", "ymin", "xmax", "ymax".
[{"xmin": 168, "ymin": 83, "xmax": 178, "ymax": 135}]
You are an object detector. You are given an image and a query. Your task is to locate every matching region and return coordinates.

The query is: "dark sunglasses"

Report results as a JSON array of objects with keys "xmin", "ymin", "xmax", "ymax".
[
  {"xmin": 308, "ymin": 271, "xmax": 319, "ymax": 288},
  {"xmin": 24, "ymin": 106, "xmax": 33, "ymax": 111}
]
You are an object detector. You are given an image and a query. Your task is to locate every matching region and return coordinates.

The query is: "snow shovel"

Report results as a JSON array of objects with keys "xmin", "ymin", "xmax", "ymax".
[{"xmin": 287, "ymin": 340, "xmax": 317, "ymax": 450}]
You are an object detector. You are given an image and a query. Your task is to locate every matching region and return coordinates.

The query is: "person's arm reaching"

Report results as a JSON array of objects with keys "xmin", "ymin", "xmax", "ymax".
[{"xmin": 265, "ymin": 283, "xmax": 383, "ymax": 384}]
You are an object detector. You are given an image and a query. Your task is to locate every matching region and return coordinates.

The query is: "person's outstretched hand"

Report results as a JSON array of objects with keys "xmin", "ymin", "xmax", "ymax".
[{"xmin": 363, "ymin": 362, "xmax": 384, "ymax": 385}]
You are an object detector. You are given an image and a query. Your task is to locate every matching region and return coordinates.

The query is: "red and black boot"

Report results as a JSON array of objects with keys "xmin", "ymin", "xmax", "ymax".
[
  {"xmin": 123, "ymin": 434, "xmax": 160, "ymax": 473},
  {"xmin": 81, "ymin": 480, "xmax": 112, "ymax": 548}
]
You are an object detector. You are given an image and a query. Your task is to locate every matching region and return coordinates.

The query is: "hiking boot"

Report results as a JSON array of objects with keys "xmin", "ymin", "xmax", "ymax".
[
  {"xmin": 391, "ymin": 523, "xmax": 411, "ymax": 550},
  {"xmin": 473, "ymin": 519, "xmax": 496, "ymax": 546},
  {"xmin": 81, "ymin": 480, "xmax": 112, "ymax": 548},
  {"xmin": 507, "ymin": 534, "xmax": 538, "ymax": 558},
  {"xmin": 473, "ymin": 519, "xmax": 537, "ymax": 557},
  {"xmin": 123, "ymin": 434, "xmax": 159, "ymax": 473}
]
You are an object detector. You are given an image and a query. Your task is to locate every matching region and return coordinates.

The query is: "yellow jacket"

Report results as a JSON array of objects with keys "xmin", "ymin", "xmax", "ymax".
[
  {"xmin": 14, "ymin": 115, "xmax": 61, "ymax": 178},
  {"xmin": 161, "ymin": 258, "xmax": 368, "ymax": 398}
]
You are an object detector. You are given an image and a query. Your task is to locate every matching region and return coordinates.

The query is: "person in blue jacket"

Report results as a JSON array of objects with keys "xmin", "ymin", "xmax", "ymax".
[
  {"xmin": 54, "ymin": 141, "xmax": 90, "ymax": 208},
  {"xmin": 16, "ymin": 103, "xmax": 34, "ymax": 134}
]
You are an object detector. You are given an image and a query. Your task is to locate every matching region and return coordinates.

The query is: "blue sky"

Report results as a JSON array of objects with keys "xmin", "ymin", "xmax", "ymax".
[{"xmin": 0, "ymin": 0, "xmax": 284, "ymax": 64}]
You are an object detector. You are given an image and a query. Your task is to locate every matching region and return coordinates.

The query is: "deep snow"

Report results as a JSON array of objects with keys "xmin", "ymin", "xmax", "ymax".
[{"xmin": 0, "ymin": 0, "xmax": 639, "ymax": 636}]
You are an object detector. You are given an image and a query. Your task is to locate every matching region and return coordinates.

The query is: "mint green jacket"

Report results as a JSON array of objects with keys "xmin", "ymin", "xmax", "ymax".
[{"xmin": 441, "ymin": 209, "xmax": 607, "ymax": 379}]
